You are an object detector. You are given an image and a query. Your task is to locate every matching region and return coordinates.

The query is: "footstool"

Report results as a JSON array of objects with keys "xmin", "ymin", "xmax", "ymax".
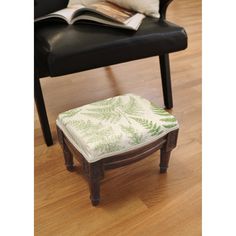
[{"xmin": 56, "ymin": 94, "xmax": 179, "ymax": 206}]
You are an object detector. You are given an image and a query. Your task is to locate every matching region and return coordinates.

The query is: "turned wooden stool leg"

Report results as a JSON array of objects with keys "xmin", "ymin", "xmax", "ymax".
[
  {"xmin": 159, "ymin": 129, "xmax": 179, "ymax": 173},
  {"xmin": 87, "ymin": 162, "xmax": 103, "ymax": 206},
  {"xmin": 89, "ymin": 179, "xmax": 100, "ymax": 206},
  {"xmin": 63, "ymin": 143, "xmax": 74, "ymax": 172},
  {"xmin": 57, "ymin": 126, "xmax": 74, "ymax": 172},
  {"xmin": 160, "ymin": 149, "xmax": 171, "ymax": 173}
]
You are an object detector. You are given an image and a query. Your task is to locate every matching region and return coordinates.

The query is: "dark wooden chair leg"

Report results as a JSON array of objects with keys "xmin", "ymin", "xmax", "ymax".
[
  {"xmin": 159, "ymin": 54, "xmax": 173, "ymax": 109},
  {"xmin": 160, "ymin": 149, "xmax": 171, "ymax": 173},
  {"xmin": 34, "ymin": 77, "xmax": 53, "ymax": 146}
]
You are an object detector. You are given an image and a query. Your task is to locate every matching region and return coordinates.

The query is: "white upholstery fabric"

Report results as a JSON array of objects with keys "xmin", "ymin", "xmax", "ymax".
[
  {"xmin": 68, "ymin": 0, "xmax": 160, "ymax": 17},
  {"xmin": 68, "ymin": 0, "xmax": 100, "ymax": 6},
  {"xmin": 57, "ymin": 94, "xmax": 178, "ymax": 163},
  {"xmin": 107, "ymin": 0, "xmax": 160, "ymax": 18}
]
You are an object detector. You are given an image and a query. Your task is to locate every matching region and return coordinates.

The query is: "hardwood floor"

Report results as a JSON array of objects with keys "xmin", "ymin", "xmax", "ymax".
[{"xmin": 35, "ymin": 0, "xmax": 202, "ymax": 235}]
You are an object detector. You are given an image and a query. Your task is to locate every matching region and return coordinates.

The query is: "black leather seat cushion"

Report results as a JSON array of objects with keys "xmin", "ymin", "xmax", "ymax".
[{"xmin": 35, "ymin": 18, "xmax": 187, "ymax": 77}]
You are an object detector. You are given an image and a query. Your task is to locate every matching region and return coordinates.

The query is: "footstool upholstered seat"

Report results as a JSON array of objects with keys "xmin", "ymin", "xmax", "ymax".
[{"xmin": 57, "ymin": 94, "xmax": 179, "ymax": 206}]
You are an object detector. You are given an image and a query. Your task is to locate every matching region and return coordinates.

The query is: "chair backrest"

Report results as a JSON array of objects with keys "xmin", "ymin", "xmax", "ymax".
[{"xmin": 34, "ymin": 0, "xmax": 69, "ymax": 18}]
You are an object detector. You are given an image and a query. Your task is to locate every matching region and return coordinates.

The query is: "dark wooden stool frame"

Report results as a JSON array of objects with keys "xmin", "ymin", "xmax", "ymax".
[{"xmin": 57, "ymin": 126, "xmax": 179, "ymax": 206}]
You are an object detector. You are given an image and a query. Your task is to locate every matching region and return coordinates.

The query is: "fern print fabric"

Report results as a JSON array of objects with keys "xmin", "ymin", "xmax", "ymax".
[{"xmin": 56, "ymin": 94, "xmax": 179, "ymax": 163}]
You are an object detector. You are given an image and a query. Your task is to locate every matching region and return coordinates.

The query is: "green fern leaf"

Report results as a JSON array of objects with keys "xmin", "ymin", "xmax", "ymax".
[
  {"xmin": 60, "ymin": 108, "xmax": 81, "ymax": 119},
  {"xmin": 68, "ymin": 120, "xmax": 124, "ymax": 154},
  {"xmin": 120, "ymin": 125, "xmax": 144, "ymax": 145},
  {"xmin": 94, "ymin": 134, "xmax": 123, "ymax": 154},
  {"xmin": 67, "ymin": 120, "xmax": 100, "ymax": 133},
  {"xmin": 150, "ymin": 103, "xmax": 171, "ymax": 116},
  {"xmin": 85, "ymin": 127, "xmax": 114, "ymax": 143},
  {"xmin": 131, "ymin": 117, "xmax": 163, "ymax": 136},
  {"xmin": 95, "ymin": 142, "xmax": 122, "ymax": 154},
  {"xmin": 81, "ymin": 97, "xmax": 123, "ymax": 123},
  {"xmin": 163, "ymin": 124, "xmax": 177, "ymax": 129},
  {"xmin": 160, "ymin": 118, "xmax": 177, "ymax": 122},
  {"xmin": 81, "ymin": 110, "xmax": 122, "ymax": 123},
  {"xmin": 123, "ymin": 96, "xmax": 143, "ymax": 116}
]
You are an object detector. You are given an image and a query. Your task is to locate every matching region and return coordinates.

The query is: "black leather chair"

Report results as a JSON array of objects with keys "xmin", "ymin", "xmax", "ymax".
[{"xmin": 35, "ymin": 0, "xmax": 187, "ymax": 146}]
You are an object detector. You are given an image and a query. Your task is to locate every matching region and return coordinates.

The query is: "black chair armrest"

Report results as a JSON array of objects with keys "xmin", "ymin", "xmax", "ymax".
[{"xmin": 159, "ymin": 0, "xmax": 174, "ymax": 19}]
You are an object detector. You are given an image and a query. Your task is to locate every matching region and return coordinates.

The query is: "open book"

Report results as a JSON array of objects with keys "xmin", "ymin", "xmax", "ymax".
[{"xmin": 34, "ymin": 1, "xmax": 145, "ymax": 31}]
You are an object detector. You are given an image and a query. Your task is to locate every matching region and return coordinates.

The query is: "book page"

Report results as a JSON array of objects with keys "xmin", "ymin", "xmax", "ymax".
[
  {"xmin": 124, "ymin": 13, "xmax": 145, "ymax": 30},
  {"xmin": 72, "ymin": 12, "xmax": 145, "ymax": 31},
  {"xmin": 53, "ymin": 4, "xmax": 85, "ymax": 22},
  {"xmin": 34, "ymin": 4, "xmax": 85, "ymax": 23},
  {"xmin": 88, "ymin": 2, "xmax": 134, "ymax": 23}
]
